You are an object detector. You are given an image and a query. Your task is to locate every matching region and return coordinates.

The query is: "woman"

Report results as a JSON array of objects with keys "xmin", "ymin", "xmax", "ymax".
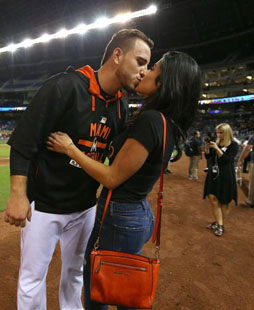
[
  {"xmin": 47, "ymin": 51, "xmax": 201, "ymax": 310},
  {"xmin": 204, "ymin": 123, "xmax": 238, "ymax": 237}
]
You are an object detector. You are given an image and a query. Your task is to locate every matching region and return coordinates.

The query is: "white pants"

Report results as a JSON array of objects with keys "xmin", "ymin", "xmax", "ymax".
[{"xmin": 18, "ymin": 203, "xmax": 96, "ymax": 310}]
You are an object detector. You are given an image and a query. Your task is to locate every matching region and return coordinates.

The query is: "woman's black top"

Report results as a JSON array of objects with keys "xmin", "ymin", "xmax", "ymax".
[{"xmin": 101, "ymin": 110, "xmax": 175, "ymax": 202}]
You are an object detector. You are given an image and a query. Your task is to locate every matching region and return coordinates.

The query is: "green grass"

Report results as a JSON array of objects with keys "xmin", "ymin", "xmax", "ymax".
[
  {"xmin": 0, "ymin": 142, "xmax": 10, "ymax": 211},
  {"xmin": 0, "ymin": 166, "xmax": 10, "ymax": 212},
  {"xmin": 0, "ymin": 144, "xmax": 10, "ymax": 157}
]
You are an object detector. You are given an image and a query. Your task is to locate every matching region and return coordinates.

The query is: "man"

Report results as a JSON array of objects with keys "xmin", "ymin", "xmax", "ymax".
[
  {"xmin": 4, "ymin": 29, "xmax": 153, "ymax": 310},
  {"xmin": 237, "ymin": 134, "xmax": 254, "ymax": 207},
  {"xmin": 188, "ymin": 131, "xmax": 202, "ymax": 181},
  {"xmin": 242, "ymin": 136, "xmax": 251, "ymax": 173}
]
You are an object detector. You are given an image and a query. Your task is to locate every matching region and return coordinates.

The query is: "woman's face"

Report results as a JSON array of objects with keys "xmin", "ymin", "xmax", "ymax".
[
  {"xmin": 135, "ymin": 60, "xmax": 162, "ymax": 97},
  {"xmin": 216, "ymin": 129, "xmax": 224, "ymax": 141}
]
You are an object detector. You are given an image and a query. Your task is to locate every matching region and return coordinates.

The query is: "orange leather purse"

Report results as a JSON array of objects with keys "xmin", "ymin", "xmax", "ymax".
[{"xmin": 90, "ymin": 113, "xmax": 167, "ymax": 309}]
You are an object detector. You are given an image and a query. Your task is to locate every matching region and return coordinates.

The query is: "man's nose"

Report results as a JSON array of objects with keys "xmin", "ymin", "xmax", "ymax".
[{"xmin": 140, "ymin": 68, "xmax": 147, "ymax": 78}]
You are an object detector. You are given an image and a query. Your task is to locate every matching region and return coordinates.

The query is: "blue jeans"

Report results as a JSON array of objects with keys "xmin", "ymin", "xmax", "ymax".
[{"xmin": 84, "ymin": 197, "xmax": 154, "ymax": 310}]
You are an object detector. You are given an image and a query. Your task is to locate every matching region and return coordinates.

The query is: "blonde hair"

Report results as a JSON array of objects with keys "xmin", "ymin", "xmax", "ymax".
[{"xmin": 216, "ymin": 123, "xmax": 234, "ymax": 147}]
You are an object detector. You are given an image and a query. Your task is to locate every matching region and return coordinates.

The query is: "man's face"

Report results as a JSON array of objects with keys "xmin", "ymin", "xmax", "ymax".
[{"xmin": 116, "ymin": 38, "xmax": 151, "ymax": 92}]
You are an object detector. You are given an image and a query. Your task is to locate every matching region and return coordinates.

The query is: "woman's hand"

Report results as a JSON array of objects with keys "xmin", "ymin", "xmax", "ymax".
[
  {"xmin": 208, "ymin": 141, "xmax": 224, "ymax": 157},
  {"xmin": 47, "ymin": 132, "xmax": 74, "ymax": 155},
  {"xmin": 207, "ymin": 141, "xmax": 218, "ymax": 150}
]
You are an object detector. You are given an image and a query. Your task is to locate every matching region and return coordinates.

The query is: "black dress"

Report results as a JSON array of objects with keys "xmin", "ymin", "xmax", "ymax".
[{"xmin": 203, "ymin": 141, "xmax": 238, "ymax": 205}]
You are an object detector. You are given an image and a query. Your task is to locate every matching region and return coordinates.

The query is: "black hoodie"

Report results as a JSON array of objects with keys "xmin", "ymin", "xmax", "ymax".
[{"xmin": 8, "ymin": 65, "xmax": 128, "ymax": 214}]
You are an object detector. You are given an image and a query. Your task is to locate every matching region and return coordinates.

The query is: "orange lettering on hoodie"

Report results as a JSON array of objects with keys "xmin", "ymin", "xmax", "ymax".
[
  {"xmin": 86, "ymin": 152, "xmax": 104, "ymax": 162},
  {"xmin": 89, "ymin": 123, "xmax": 111, "ymax": 139},
  {"xmin": 90, "ymin": 123, "xmax": 97, "ymax": 137},
  {"xmin": 100, "ymin": 126, "xmax": 111, "ymax": 139}
]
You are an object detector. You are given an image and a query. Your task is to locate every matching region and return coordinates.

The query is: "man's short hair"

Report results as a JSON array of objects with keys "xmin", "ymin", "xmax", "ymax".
[{"xmin": 101, "ymin": 28, "xmax": 154, "ymax": 66}]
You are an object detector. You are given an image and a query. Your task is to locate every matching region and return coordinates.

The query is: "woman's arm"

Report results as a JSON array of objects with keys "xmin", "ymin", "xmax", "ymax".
[
  {"xmin": 47, "ymin": 132, "xmax": 149, "ymax": 189},
  {"xmin": 219, "ymin": 141, "xmax": 239, "ymax": 164},
  {"xmin": 208, "ymin": 141, "xmax": 224, "ymax": 157}
]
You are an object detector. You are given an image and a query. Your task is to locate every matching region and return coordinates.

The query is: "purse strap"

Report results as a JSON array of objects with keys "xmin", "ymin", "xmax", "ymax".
[
  {"xmin": 94, "ymin": 189, "xmax": 112, "ymax": 250},
  {"xmin": 152, "ymin": 113, "xmax": 166, "ymax": 258},
  {"xmin": 94, "ymin": 112, "xmax": 167, "ymax": 257}
]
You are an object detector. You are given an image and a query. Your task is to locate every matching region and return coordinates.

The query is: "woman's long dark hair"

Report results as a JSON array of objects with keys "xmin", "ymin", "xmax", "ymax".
[{"xmin": 139, "ymin": 51, "xmax": 201, "ymax": 145}]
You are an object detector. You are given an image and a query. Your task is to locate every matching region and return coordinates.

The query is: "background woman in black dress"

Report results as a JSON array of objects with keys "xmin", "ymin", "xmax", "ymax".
[{"xmin": 204, "ymin": 123, "xmax": 238, "ymax": 237}]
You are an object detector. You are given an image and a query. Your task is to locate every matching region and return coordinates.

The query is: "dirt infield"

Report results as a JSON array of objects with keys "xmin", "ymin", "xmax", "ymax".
[
  {"xmin": 0, "ymin": 158, "xmax": 9, "ymax": 166},
  {"xmin": 0, "ymin": 155, "xmax": 254, "ymax": 310}
]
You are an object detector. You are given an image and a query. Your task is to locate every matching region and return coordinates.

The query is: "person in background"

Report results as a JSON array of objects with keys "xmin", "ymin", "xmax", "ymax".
[
  {"xmin": 47, "ymin": 51, "xmax": 201, "ymax": 310},
  {"xmin": 204, "ymin": 123, "xmax": 238, "ymax": 237},
  {"xmin": 237, "ymin": 135, "xmax": 254, "ymax": 207},
  {"xmin": 242, "ymin": 136, "xmax": 251, "ymax": 173},
  {"xmin": 4, "ymin": 28, "xmax": 153, "ymax": 310},
  {"xmin": 188, "ymin": 131, "xmax": 202, "ymax": 181}
]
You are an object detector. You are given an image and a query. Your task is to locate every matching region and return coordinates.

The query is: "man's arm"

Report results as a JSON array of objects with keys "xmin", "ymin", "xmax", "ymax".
[
  {"xmin": 4, "ymin": 148, "xmax": 32, "ymax": 227},
  {"xmin": 198, "ymin": 145, "xmax": 203, "ymax": 158},
  {"xmin": 237, "ymin": 144, "xmax": 253, "ymax": 167},
  {"xmin": 4, "ymin": 175, "xmax": 31, "ymax": 227},
  {"xmin": 5, "ymin": 77, "xmax": 66, "ymax": 227}
]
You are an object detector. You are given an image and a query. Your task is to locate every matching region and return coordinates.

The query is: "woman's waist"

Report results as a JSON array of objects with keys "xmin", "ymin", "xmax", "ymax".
[{"xmin": 97, "ymin": 196, "xmax": 149, "ymax": 212}]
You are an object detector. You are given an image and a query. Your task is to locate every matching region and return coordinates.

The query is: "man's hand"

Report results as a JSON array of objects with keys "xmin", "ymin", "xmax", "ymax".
[
  {"xmin": 4, "ymin": 193, "xmax": 31, "ymax": 227},
  {"xmin": 4, "ymin": 175, "xmax": 31, "ymax": 228},
  {"xmin": 237, "ymin": 144, "xmax": 252, "ymax": 169},
  {"xmin": 237, "ymin": 160, "xmax": 243, "ymax": 168}
]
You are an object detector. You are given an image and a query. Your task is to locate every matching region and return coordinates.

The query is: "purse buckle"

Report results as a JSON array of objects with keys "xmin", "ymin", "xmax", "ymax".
[
  {"xmin": 155, "ymin": 246, "xmax": 160, "ymax": 259},
  {"xmin": 94, "ymin": 237, "xmax": 100, "ymax": 250}
]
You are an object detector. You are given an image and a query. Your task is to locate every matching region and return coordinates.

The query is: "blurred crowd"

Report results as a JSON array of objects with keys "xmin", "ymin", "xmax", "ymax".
[{"xmin": 0, "ymin": 119, "xmax": 18, "ymax": 140}]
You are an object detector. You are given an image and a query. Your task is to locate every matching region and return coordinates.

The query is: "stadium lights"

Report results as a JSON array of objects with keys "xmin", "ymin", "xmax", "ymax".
[
  {"xmin": 6, "ymin": 44, "xmax": 17, "ymax": 53},
  {"xmin": 54, "ymin": 28, "xmax": 69, "ymax": 39},
  {"xmin": 246, "ymin": 75, "xmax": 252, "ymax": 80},
  {"xmin": 0, "ymin": 4, "xmax": 157, "ymax": 54},
  {"xmin": 94, "ymin": 17, "xmax": 111, "ymax": 28},
  {"xmin": 22, "ymin": 39, "xmax": 33, "ymax": 48},
  {"xmin": 71, "ymin": 23, "xmax": 88, "ymax": 35},
  {"xmin": 114, "ymin": 13, "xmax": 132, "ymax": 23},
  {"xmin": 39, "ymin": 33, "xmax": 51, "ymax": 43}
]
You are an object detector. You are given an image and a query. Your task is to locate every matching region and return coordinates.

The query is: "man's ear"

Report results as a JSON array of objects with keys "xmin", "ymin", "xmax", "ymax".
[{"xmin": 112, "ymin": 48, "xmax": 123, "ymax": 65}]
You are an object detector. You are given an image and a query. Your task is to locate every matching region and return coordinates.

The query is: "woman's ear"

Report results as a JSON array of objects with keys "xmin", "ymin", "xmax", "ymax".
[
  {"xmin": 112, "ymin": 48, "xmax": 123, "ymax": 65},
  {"xmin": 156, "ymin": 78, "xmax": 162, "ymax": 89}
]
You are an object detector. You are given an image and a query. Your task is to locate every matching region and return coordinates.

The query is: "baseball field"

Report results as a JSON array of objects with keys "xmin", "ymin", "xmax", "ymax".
[
  {"xmin": 0, "ymin": 141, "xmax": 10, "ymax": 212},
  {"xmin": 1, "ymin": 149, "xmax": 254, "ymax": 310}
]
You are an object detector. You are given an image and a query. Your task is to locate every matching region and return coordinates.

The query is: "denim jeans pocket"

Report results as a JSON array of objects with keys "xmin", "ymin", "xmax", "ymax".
[{"xmin": 97, "ymin": 199, "xmax": 154, "ymax": 254}]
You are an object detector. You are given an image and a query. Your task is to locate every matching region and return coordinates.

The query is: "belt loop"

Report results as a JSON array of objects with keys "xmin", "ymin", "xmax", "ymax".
[{"xmin": 141, "ymin": 200, "xmax": 146, "ymax": 210}]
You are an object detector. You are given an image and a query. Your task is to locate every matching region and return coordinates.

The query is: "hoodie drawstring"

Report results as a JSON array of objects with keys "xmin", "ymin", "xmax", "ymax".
[
  {"xmin": 91, "ymin": 96, "xmax": 122, "ymax": 120},
  {"xmin": 118, "ymin": 99, "xmax": 121, "ymax": 119},
  {"xmin": 91, "ymin": 95, "xmax": 96, "ymax": 112}
]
